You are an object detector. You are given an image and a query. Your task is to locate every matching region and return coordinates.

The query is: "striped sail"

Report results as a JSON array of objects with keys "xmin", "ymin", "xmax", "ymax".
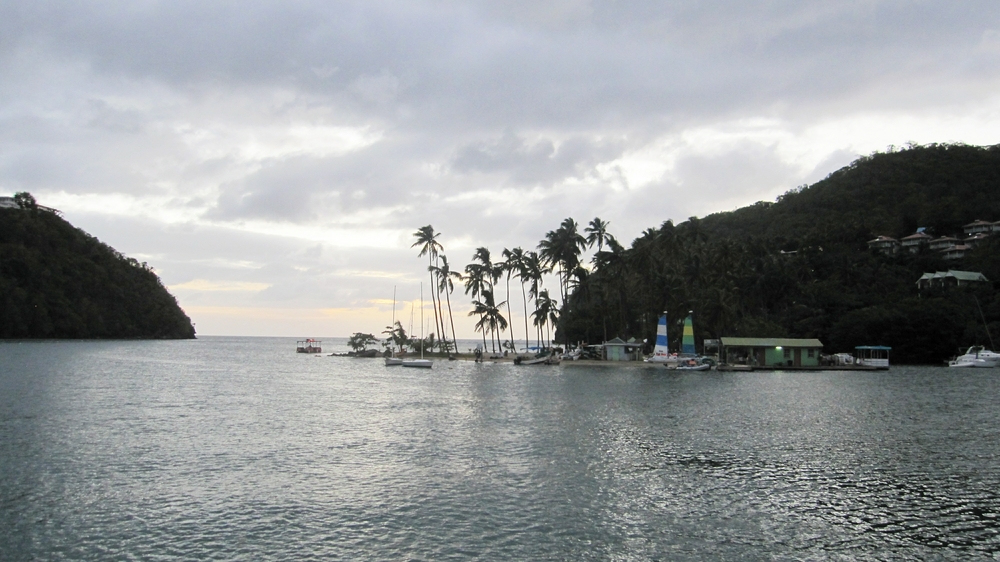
[
  {"xmin": 682, "ymin": 314, "xmax": 696, "ymax": 355},
  {"xmin": 647, "ymin": 313, "xmax": 671, "ymax": 362}
]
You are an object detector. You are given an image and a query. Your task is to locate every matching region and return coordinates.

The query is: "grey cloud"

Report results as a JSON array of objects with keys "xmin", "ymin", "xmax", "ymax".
[{"xmin": 450, "ymin": 130, "xmax": 626, "ymax": 185}]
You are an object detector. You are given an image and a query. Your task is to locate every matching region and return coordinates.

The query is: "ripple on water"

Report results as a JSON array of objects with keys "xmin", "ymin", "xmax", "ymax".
[{"xmin": 3, "ymin": 341, "xmax": 1000, "ymax": 560}]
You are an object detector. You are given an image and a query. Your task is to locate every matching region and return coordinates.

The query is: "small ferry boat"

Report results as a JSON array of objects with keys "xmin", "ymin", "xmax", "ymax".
[{"xmin": 296, "ymin": 339, "xmax": 322, "ymax": 353}]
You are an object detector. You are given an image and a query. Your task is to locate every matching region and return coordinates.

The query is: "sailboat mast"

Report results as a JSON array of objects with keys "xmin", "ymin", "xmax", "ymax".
[{"xmin": 420, "ymin": 282, "xmax": 424, "ymax": 359}]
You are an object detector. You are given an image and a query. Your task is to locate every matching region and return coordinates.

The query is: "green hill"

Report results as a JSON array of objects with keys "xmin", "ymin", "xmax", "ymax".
[
  {"xmin": 558, "ymin": 143, "xmax": 1000, "ymax": 364},
  {"xmin": 0, "ymin": 194, "xmax": 195, "ymax": 339}
]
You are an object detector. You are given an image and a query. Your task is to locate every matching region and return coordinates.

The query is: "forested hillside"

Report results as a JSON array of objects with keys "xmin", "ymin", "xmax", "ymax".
[
  {"xmin": 0, "ymin": 195, "xmax": 195, "ymax": 339},
  {"xmin": 557, "ymin": 144, "xmax": 1000, "ymax": 364}
]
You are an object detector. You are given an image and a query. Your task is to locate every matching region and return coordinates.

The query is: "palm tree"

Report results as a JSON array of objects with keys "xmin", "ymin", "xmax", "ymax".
[
  {"xmin": 412, "ymin": 225, "xmax": 445, "ymax": 350},
  {"xmin": 532, "ymin": 289, "xmax": 557, "ymax": 349},
  {"xmin": 469, "ymin": 289, "xmax": 507, "ymax": 354},
  {"xmin": 585, "ymin": 217, "xmax": 612, "ymax": 253},
  {"xmin": 524, "ymin": 251, "xmax": 545, "ymax": 348},
  {"xmin": 430, "ymin": 255, "xmax": 460, "ymax": 355},
  {"xmin": 464, "ymin": 260, "xmax": 490, "ymax": 352},
  {"xmin": 505, "ymin": 247, "xmax": 531, "ymax": 352},
  {"xmin": 538, "ymin": 217, "xmax": 587, "ymax": 304},
  {"xmin": 501, "ymin": 247, "xmax": 522, "ymax": 353}
]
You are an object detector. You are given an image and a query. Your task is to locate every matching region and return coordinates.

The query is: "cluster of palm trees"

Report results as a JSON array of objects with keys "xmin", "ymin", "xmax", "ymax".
[{"xmin": 410, "ymin": 218, "xmax": 612, "ymax": 354}]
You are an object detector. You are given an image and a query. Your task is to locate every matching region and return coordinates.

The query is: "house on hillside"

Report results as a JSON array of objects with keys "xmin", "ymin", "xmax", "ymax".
[
  {"xmin": 867, "ymin": 236, "xmax": 900, "ymax": 255},
  {"xmin": 0, "ymin": 196, "xmax": 18, "ymax": 209},
  {"xmin": 965, "ymin": 233, "xmax": 991, "ymax": 248},
  {"xmin": 916, "ymin": 270, "xmax": 989, "ymax": 290},
  {"xmin": 720, "ymin": 337, "xmax": 823, "ymax": 368},
  {"xmin": 928, "ymin": 236, "xmax": 960, "ymax": 252},
  {"xmin": 963, "ymin": 220, "xmax": 995, "ymax": 236},
  {"xmin": 901, "ymin": 231, "xmax": 933, "ymax": 253}
]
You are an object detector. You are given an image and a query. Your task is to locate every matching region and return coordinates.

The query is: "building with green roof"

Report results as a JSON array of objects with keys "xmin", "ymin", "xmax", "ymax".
[{"xmin": 720, "ymin": 337, "xmax": 824, "ymax": 368}]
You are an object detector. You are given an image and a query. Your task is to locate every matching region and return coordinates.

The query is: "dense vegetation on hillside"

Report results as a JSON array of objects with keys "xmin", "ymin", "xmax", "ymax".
[
  {"xmin": 0, "ymin": 195, "xmax": 195, "ymax": 339},
  {"xmin": 555, "ymin": 144, "xmax": 1000, "ymax": 364}
]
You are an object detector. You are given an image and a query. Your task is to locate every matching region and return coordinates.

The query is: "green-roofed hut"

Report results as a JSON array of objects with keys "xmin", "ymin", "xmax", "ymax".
[{"xmin": 720, "ymin": 337, "xmax": 824, "ymax": 369}]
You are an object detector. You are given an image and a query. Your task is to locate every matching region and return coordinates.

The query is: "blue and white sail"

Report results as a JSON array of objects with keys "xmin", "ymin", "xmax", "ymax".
[{"xmin": 645, "ymin": 313, "xmax": 673, "ymax": 363}]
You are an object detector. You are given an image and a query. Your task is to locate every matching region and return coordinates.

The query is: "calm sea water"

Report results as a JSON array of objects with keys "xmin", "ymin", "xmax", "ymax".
[{"xmin": 2, "ymin": 337, "xmax": 1000, "ymax": 560}]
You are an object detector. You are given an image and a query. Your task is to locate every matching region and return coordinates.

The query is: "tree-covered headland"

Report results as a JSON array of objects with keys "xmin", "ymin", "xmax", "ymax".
[
  {"xmin": 558, "ymin": 143, "xmax": 1000, "ymax": 364},
  {"xmin": 0, "ymin": 193, "xmax": 196, "ymax": 339},
  {"xmin": 410, "ymin": 144, "xmax": 1000, "ymax": 365}
]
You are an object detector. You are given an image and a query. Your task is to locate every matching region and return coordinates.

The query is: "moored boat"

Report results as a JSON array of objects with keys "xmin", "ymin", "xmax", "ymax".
[
  {"xmin": 402, "ymin": 283, "xmax": 433, "ymax": 369},
  {"xmin": 297, "ymin": 339, "xmax": 322, "ymax": 353},
  {"xmin": 948, "ymin": 346, "xmax": 1000, "ymax": 368}
]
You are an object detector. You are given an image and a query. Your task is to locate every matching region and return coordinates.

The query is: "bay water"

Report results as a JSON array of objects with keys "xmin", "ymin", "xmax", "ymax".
[{"xmin": 2, "ymin": 337, "xmax": 1000, "ymax": 560}]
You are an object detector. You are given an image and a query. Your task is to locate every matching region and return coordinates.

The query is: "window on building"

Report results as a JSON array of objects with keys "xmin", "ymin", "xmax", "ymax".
[
  {"xmin": 783, "ymin": 348, "xmax": 791, "ymax": 359},
  {"xmin": 808, "ymin": 349, "xmax": 815, "ymax": 358}
]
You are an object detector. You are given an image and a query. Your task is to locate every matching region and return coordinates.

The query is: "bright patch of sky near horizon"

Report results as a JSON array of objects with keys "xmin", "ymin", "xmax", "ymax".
[{"xmin": 2, "ymin": 1, "xmax": 999, "ymax": 338}]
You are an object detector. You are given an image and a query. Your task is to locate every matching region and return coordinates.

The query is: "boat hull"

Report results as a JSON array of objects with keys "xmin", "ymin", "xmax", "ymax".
[{"xmin": 402, "ymin": 359, "xmax": 433, "ymax": 369}]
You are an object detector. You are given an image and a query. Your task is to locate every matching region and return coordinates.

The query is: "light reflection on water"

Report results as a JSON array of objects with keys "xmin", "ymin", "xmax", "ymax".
[{"xmin": 2, "ymin": 337, "xmax": 1000, "ymax": 560}]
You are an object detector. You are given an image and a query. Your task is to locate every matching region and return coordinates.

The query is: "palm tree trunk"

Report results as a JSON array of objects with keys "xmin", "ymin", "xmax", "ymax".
[
  {"xmin": 444, "ymin": 286, "xmax": 457, "ymax": 355},
  {"xmin": 505, "ymin": 275, "xmax": 515, "ymax": 352},
  {"xmin": 520, "ymin": 283, "xmax": 529, "ymax": 352},
  {"xmin": 428, "ymin": 256, "xmax": 442, "ymax": 351}
]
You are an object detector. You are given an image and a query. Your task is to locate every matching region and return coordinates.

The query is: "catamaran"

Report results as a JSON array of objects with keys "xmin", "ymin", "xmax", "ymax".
[{"xmin": 644, "ymin": 312, "xmax": 680, "ymax": 366}]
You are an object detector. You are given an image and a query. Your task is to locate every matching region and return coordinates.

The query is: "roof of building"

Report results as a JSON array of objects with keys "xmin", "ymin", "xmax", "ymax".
[
  {"xmin": 901, "ymin": 232, "xmax": 933, "ymax": 241},
  {"xmin": 720, "ymin": 337, "xmax": 823, "ymax": 348},
  {"xmin": 867, "ymin": 235, "xmax": 899, "ymax": 244},
  {"xmin": 964, "ymin": 219, "xmax": 994, "ymax": 227},
  {"xmin": 917, "ymin": 270, "xmax": 989, "ymax": 283}
]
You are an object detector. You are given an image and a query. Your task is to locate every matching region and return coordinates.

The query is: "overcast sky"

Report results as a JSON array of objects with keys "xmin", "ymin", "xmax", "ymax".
[{"xmin": 2, "ymin": 1, "xmax": 999, "ymax": 339}]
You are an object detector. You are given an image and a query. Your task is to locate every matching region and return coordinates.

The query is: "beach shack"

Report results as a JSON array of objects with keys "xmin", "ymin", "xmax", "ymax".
[
  {"xmin": 720, "ymin": 337, "xmax": 824, "ymax": 368},
  {"xmin": 603, "ymin": 337, "xmax": 644, "ymax": 361}
]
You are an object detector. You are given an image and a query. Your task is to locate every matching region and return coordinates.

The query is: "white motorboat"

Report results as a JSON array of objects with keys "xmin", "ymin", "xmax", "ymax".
[
  {"xmin": 385, "ymin": 357, "xmax": 403, "ymax": 366},
  {"xmin": 948, "ymin": 358, "xmax": 992, "ymax": 368},
  {"xmin": 950, "ymin": 346, "xmax": 1000, "ymax": 368}
]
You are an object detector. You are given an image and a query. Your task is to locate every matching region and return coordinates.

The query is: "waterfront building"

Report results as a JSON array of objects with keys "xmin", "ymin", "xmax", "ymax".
[
  {"xmin": 720, "ymin": 337, "xmax": 823, "ymax": 368},
  {"xmin": 603, "ymin": 337, "xmax": 644, "ymax": 361}
]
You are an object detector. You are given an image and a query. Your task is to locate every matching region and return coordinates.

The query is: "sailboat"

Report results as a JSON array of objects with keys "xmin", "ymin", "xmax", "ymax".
[
  {"xmin": 644, "ymin": 312, "xmax": 680, "ymax": 366},
  {"xmin": 402, "ymin": 283, "xmax": 433, "ymax": 369},
  {"xmin": 385, "ymin": 286, "xmax": 403, "ymax": 366},
  {"xmin": 674, "ymin": 312, "xmax": 711, "ymax": 370}
]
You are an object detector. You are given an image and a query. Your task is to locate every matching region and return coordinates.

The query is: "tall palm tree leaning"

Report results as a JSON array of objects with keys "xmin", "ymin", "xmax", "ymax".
[
  {"xmin": 412, "ymin": 225, "xmax": 444, "ymax": 352},
  {"xmin": 429, "ymin": 255, "xmax": 460, "ymax": 356}
]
